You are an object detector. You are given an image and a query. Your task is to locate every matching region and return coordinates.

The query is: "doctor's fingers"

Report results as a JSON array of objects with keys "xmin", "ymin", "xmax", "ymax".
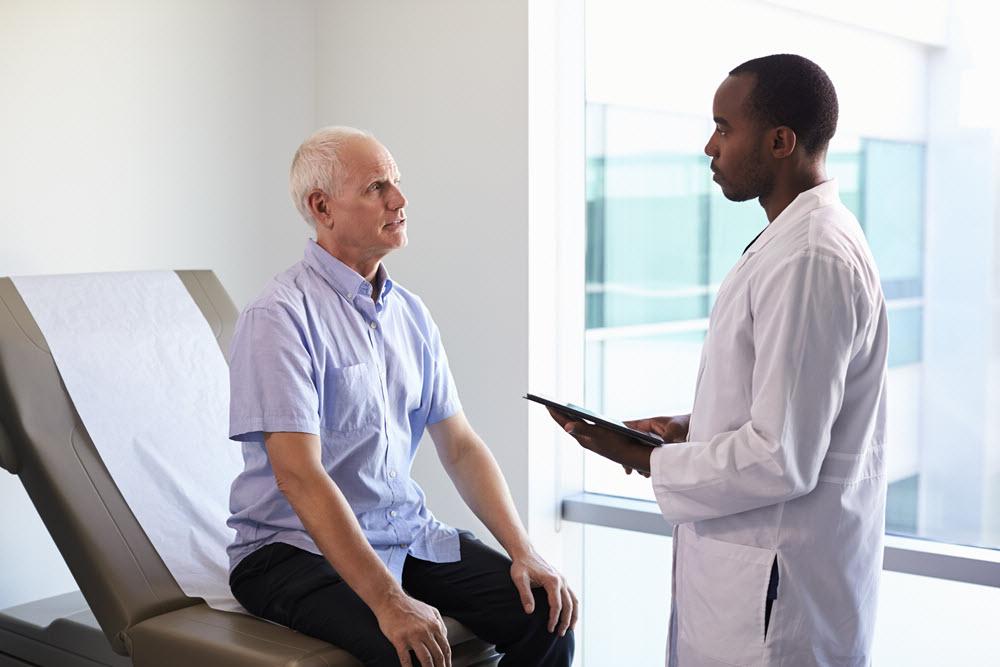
[
  {"xmin": 623, "ymin": 418, "xmax": 654, "ymax": 432},
  {"xmin": 546, "ymin": 406, "xmax": 574, "ymax": 427},
  {"xmin": 628, "ymin": 417, "xmax": 685, "ymax": 442},
  {"xmin": 562, "ymin": 419, "xmax": 597, "ymax": 442}
]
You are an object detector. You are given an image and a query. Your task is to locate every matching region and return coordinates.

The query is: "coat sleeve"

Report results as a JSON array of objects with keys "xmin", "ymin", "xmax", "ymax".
[{"xmin": 650, "ymin": 250, "xmax": 863, "ymax": 523}]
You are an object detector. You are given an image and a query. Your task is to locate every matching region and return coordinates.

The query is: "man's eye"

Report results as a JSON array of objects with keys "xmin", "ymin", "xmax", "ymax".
[{"xmin": 368, "ymin": 182, "xmax": 382, "ymax": 192}]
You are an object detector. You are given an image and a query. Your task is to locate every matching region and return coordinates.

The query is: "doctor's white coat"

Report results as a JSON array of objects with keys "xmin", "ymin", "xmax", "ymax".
[{"xmin": 651, "ymin": 180, "xmax": 888, "ymax": 666}]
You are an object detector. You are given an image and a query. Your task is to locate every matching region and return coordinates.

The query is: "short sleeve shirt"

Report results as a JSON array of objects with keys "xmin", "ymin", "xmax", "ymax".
[{"xmin": 226, "ymin": 240, "xmax": 462, "ymax": 576}]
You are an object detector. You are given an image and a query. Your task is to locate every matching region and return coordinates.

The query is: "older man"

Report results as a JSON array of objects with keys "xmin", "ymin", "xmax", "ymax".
[{"xmin": 226, "ymin": 127, "xmax": 575, "ymax": 667}]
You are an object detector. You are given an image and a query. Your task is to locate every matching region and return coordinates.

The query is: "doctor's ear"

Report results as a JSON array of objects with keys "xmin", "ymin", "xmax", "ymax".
[{"xmin": 770, "ymin": 127, "xmax": 797, "ymax": 159}]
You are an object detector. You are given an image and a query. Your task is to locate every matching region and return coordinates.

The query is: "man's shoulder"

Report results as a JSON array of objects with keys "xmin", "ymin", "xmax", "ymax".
[
  {"xmin": 762, "ymin": 203, "xmax": 882, "ymax": 305},
  {"xmin": 385, "ymin": 281, "xmax": 447, "ymax": 343},
  {"xmin": 242, "ymin": 261, "xmax": 312, "ymax": 317},
  {"xmin": 237, "ymin": 262, "xmax": 309, "ymax": 328},
  {"xmin": 764, "ymin": 200, "xmax": 866, "ymax": 267},
  {"xmin": 387, "ymin": 280, "xmax": 433, "ymax": 318},
  {"xmin": 805, "ymin": 203, "xmax": 876, "ymax": 270}
]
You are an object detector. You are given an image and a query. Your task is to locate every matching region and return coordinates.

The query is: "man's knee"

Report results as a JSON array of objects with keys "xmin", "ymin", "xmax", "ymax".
[
  {"xmin": 512, "ymin": 588, "xmax": 576, "ymax": 661},
  {"xmin": 354, "ymin": 641, "xmax": 403, "ymax": 667},
  {"xmin": 552, "ymin": 628, "xmax": 576, "ymax": 661}
]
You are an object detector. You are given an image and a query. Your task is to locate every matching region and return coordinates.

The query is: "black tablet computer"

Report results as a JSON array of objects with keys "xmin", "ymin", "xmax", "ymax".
[{"xmin": 524, "ymin": 393, "xmax": 664, "ymax": 447}]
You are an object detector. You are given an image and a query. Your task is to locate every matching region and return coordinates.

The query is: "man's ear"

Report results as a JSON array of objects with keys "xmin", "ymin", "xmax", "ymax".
[
  {"xmin": 771, "ymin": 126, "xmax": 797, "ymax": 159},
  {"xmin": 307, "ymin": 190, "xmax": 334, "ymax": 230}
]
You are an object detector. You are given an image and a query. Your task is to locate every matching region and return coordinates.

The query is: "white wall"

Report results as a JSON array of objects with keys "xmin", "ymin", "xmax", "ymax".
[
  {"xmin": 311, "ymin": 0, "xmax": 532, "ymax": 548},
  {"xmin": 0, "ymin": 0, "xmax": 317, "ymax": 609}
]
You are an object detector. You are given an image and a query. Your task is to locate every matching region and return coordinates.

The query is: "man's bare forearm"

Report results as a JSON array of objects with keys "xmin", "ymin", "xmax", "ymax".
[
  {"xmin": 279, "ymin": 470, "xmax": 404, "ymax": 608},
  {"xmin": 443, "ymin": 437, "xmax": 533, "ymax": 559},
  {"xmin": 267, "ymin": 437, "xmax": 403, "ymax": 612}
]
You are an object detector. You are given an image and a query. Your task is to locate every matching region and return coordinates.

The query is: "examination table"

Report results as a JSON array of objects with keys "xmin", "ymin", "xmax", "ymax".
[{"xmin": 0, "ymin": 271, "xmax": 500, "ymax": 666}]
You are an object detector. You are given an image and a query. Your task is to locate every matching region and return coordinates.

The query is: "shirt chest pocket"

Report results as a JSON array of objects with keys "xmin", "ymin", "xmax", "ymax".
[{"xmin": 321, "ymin": 362, "xmax": 382, "ymax": 433}]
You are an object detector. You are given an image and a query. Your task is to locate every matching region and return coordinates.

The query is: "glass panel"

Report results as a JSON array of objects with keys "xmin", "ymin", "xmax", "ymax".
[
  {"xmin": 586, "ymin": 106, "xmax": 710, "ymax": 328},
  {"xmin": 584, "ymin": 330, "xmax": 702, "ymax": 501},
  {"xmin": 583, "ymin": 525, "xmax": 671, "ymax": 667},
  {"xmin": 873, "ymin": 571, "xmax": 1000, "ymax": 665},
  {"xmin": 829, "ymin": 150, "xmax": 863, "ymax": 219},
  {"xmin": 706, "ymin": 187, "xmax": 765, "ymax": 289},
  {"xmin": 887, "ymin": 305, "xmax": 923, "ymax": 368},
  {"xmin": 862, "ymin": 140, "xmax": 926, "ymax": 287},
  {"xmin": 583, "ymin": 0, "xmax": 1000, "ymax": 555}
]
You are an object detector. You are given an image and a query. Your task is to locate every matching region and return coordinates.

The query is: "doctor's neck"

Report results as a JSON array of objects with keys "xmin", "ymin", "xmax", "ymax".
[{"xmin": 759, "ymin": 159, "xmax": 828, "ymax": 223}]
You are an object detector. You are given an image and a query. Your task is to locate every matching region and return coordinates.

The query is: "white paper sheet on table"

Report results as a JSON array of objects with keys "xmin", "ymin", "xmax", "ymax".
[{"xmin": 12, "ymin": 271, "xmax": 245, "ymax": 613}]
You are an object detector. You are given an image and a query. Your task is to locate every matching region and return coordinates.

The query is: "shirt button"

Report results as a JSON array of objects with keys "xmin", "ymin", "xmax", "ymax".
[
  {"xmin": 389, "ymin": 470, "xmax": 397, "ymax": 478},
  {"xmin": 399, "ymin": 544, "xmax": 407, "ymax": 549},
  {"xmin": 369, "ymin": 321, "xmax": 378, "ymax": 330},
  {"xmin": 390, "ymin": 510, "xmax": 398, "ymax": 517}
]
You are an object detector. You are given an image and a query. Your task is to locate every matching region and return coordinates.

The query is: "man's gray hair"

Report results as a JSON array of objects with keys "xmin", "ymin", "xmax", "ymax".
[{"xmin": 289, "ymin": 126, "xmax": 373, "ymax": 227}]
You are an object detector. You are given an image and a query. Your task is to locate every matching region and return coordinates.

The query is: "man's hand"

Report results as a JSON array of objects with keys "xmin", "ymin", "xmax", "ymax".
[
  {"xmin": 510, "ymin": 548, "xmax": 578, "ymax": 637},
  {"xmin": 546, "ymin": 407, "xmax": 654, "ymax": 475},
  {"xmin": 427, "ymin": 413, "xmax": 577, "ymax": 640},
  {"xmin": 624, "ymin": 415, "xmax": 689, "ymax": 444},
  {"xmin": 373, "ymin": 590, "xmax": 452, "ymax": 667},
  {"xmin": 619, "ymin": 415, "xmax": 690, "ymax": 476}
]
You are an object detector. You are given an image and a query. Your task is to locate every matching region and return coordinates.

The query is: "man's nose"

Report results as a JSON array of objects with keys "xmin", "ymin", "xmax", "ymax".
[
  {"xmin": 704, "ymin": 137, "xmax": 716, "ymax": 157},
  {"xmin": 387, "ymin": 184, "xmax": 407, "ymax": 210}
]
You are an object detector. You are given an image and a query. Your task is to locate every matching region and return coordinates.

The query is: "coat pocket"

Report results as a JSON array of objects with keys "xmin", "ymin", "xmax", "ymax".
[
  {"xmin": 320, "ymin": 362, "xmax": 382, "ymax": 433},
  {"xmin": 676, "ymin": 524, "xmax": 776, "ymax": 665}
]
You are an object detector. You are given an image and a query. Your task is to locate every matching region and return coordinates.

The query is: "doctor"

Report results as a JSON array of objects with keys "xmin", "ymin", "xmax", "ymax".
[{"xmin": 550, "ymin": 54, "xmax": 888, "ymax": 666}]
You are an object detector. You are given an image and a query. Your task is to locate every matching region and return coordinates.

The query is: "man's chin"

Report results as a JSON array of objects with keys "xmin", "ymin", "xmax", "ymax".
[
  {"xmin": 721, "ymin": 186, "xmax": 756, "ymax": 203},
  {"xmin": 381, "ymin": 223, "xmax": 407, "ymax": 245},
  {"xmin": 385, "ymin": 231, "xmax": 407, "ymax": 249}
]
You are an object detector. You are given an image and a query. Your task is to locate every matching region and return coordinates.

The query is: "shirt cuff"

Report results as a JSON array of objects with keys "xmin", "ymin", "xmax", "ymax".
[
  {"xmin": 649, "ymin": 440, "xmax": 700, "ymax": 486},
  {"xmin": 229, "ymin": 414, "xmax": 320, "ymax": 442},
  {"xmin": 427, "ymin": 398, "xmax": 463, "ymax": 425}
]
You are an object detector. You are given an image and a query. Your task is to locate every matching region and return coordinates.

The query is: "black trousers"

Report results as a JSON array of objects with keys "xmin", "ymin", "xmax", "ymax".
[{"xmin": 230, "ymin": 533, "xmax": 574, "ymax": 666}]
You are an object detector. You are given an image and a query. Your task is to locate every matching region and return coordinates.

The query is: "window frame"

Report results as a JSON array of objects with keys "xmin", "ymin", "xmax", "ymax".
[{"xmin": 562, "ymin": 492, "xmax": 1000, "ymax": 588}]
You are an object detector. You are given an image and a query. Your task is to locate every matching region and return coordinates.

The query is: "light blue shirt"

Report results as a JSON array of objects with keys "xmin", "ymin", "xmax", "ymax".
[{"xmin": 226, "ymin": 240, "xmax": 462, "ymax": 576}]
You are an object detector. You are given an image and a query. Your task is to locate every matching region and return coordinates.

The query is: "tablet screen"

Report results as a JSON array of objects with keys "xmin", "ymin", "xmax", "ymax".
[{"xmin": 524, "ymin": 393, "xmax": 664, "ymax": 447}]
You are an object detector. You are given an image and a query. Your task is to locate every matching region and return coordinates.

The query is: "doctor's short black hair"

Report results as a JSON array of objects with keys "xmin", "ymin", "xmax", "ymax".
[{"xmin": 729, "ymin": 54, "xmax": 839, "ymax": 156}]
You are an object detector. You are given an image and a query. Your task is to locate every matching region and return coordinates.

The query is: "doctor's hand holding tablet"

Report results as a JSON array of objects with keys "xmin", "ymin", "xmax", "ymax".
[{"xmin": 525, "ymin": 393, "xmax": 690, "ymax": 478}]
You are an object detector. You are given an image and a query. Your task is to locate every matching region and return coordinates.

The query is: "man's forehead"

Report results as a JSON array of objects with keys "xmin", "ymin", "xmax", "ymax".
[
  {"xmin": 342, "ymin": 137, "xmax": 399, "ymax": 176},
  {"xmin": 715, "ymin": 74, "xmax": 755, "ymax": 107},
  {"xmin": 713, "ymin": 73, "xmax": 756, "ymax": 122}
]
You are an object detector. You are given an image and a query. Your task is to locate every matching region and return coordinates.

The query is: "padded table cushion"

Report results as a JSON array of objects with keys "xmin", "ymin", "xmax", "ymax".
[
  {"xmin": 0, "ymin": 591, "xmax": 497, "ymax": 667},
  {"xmin": 125, "ymin": 603, "xmax": 497, "ymax": 667}
]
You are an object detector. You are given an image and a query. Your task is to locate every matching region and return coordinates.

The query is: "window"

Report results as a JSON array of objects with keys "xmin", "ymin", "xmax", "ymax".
[
  {"xmin": 582, "ymin": 0, "xmax": 998, "ymax": 553},
  {"xmin": 570, "ymin": 0, "xmax": 1000, "ymax": 663}
]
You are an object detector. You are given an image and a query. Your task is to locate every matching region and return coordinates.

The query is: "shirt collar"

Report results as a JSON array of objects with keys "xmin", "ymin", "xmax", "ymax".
[
  {"xmin": 741, "ymin": 179, "xmax": 840, "ymax": 259},
  {"xmin": 303, "ymin": 240, "xmax": 395, "ymax": 305}
]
